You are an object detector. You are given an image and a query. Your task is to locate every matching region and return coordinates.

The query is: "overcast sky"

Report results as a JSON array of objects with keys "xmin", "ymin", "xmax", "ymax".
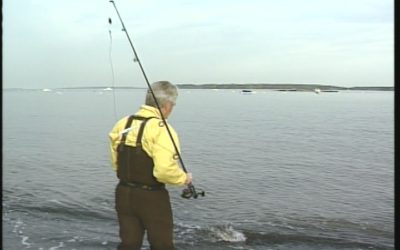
[{"xmin": 3, "ymin": 0, "xmax": 394, "ymax": 89}]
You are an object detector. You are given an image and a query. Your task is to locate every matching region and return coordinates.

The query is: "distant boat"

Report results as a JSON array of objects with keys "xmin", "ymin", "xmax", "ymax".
[
  {"xmin": 103, "ymin": 87, "xmax": 113, "ymax": 91},
  {"xmin": 314, "ymin": 88, "xmax": 321, "ymax": 94},
  {"xmin": 42, "ymin": 88, "xmax": 52, "ymax": 92},
  {"xmin": 240, "ymin": 89, "xmax": 254, "ymax": 94}
]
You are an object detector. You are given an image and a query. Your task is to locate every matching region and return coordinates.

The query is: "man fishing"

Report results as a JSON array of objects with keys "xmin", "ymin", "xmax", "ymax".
[{"xmin": 109, "ymin": 81, "xmax": 193, "ymax": 250}]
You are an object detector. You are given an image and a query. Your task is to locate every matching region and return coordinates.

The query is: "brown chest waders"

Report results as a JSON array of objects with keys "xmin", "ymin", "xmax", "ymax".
[{"xmin": 116, "ymin": 115, "xmax": 174, "ymax": 250}]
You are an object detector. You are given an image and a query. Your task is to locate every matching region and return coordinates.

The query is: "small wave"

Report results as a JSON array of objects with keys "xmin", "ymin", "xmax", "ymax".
[
  {"xmin": 9, "ymin": 217, "xmax": 33, "ymax": 248},
  {"xmin": 21, "ymin": 236, "xmax": 31, "ymax": 247},
  {"xmin": 175, "ymin": 222, "xmax": 247, "ymax": 245},
  {"xmin": 49, "ymin": 199, "xmax": 64, "ymax": 205},
  {"xmin": 49, "ymin": 242, "xmax": 64, "ymax": 250},
  {"xmin": 10, "ymin": 199, "xmax": 114, "ymax": 222},
  {"xmin": 175, "ymin": 220, "xmax": 392, "ymax": 249},
  {"xmin": 209, "ymin": 224, "xmax": 247, "ymax": 243},
  {"xmin": 243, "ymin": 231, "xmax": 392, "ymax": 249}
]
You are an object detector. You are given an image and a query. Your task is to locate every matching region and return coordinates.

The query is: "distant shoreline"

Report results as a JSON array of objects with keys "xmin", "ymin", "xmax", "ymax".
[
  {"xmin": 176, "ymin": 84, "xmax": 394, "ymax": 91},
  {"xmin": 3, "ymin": 84, "xmax": 394, "ymax": 91}
]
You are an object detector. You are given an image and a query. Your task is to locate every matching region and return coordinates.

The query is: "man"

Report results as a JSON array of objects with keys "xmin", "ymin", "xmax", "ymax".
[{"xmin": 109, "ymin": 81, "xmax": 192, "ymax": 250}]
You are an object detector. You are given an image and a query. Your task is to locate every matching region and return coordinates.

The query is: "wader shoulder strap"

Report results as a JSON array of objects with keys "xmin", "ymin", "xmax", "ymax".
[
  {"xmin": 136, "ymin": 117, "xmax": 156, "ymax": 148},
  {"xmin": 119, "ymin": 115, "xmax": 157, "ymax": 147}
]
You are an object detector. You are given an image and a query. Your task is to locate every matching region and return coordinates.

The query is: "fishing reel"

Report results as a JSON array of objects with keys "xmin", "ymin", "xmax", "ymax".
[{"xmin": 181, "ymin": 185, "xmax": 205, "ymax": 199}]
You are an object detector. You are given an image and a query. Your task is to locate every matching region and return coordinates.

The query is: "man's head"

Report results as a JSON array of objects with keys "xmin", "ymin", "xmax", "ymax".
[{"xmin": 145, "ymin": 81, "xmax": 178, "ymax": 118}]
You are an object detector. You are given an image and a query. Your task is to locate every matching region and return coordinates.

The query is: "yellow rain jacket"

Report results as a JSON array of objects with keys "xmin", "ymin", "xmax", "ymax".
[{"xmin": 109, "ymin": 105, "xmax": 187, "ymax": 186}]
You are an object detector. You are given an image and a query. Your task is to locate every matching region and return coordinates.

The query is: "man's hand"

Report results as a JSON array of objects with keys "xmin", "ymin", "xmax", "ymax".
[{"xmin": 184, "ymin": 173, "xmax": 193, "ymax": 185}]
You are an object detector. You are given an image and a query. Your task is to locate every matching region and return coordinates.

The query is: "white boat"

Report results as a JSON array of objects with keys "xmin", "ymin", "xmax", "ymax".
[
  {"xmin": 104, "ymin": 87, "xmax": 113, "ymax": 91},
  {"xmin": 314, "ymin": 88, "xmax": 321, "ymax": 94},
  {"xmin": 42, "ymin": 88, "xmax": 52, "ymax": 92}
]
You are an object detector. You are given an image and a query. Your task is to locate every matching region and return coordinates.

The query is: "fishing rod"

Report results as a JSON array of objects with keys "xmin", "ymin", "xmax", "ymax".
[{"xmin": 109, "ymin": 0, "xmax": 204, "ymax": 199}]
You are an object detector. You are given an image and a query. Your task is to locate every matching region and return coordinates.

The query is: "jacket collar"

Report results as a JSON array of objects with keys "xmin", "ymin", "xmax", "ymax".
[{"xmin": 136, "ymin": 105, "xmax": 162, "ymax": 119}]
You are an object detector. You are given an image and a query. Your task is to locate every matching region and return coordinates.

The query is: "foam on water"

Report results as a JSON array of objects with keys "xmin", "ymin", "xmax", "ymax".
[
  {"xmin": 49, "ymin": 242, "xmax": 64, "ymax": 250},
  {"xmin": 210, "ymin": 224, "xmax": 247, "ymax": 242},
  {"xmin": 21, "ymin": 236, "xmax": 31, "ymax": 247}
]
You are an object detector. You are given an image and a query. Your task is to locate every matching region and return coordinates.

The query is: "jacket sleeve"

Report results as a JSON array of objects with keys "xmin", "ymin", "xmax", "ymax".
[
  {"xmin": 147, "ymin": 120, "xmax": 187, "ymax": 186},
  {"xmin": 108, "ymin": 118, "xmax": 125, "ymax": 172}
]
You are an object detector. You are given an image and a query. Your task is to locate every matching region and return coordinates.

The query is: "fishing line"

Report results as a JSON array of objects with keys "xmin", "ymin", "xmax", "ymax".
[
  {"xmin": 109, "ymin": 0, "xmax": 204, "ymax": 199},
  {"xmin": 108, "ymin": 17, "xmax": 118, "ymax": 121}
]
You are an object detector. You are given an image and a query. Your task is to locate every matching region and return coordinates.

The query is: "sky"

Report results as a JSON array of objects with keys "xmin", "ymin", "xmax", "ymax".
[{"xmin": 2, "ymin": 0, "xmax": 394, "ymax": 89}]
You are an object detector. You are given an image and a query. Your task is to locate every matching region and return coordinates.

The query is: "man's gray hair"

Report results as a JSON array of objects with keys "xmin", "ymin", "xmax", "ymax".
[{"xmin": 145, "ymin": 81, "xmax": 178, "ymax": 107}]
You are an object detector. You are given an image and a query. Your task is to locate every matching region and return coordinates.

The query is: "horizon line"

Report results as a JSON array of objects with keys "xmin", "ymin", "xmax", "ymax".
[{"xmin": 3, "ymin": 83, "xmax": 394, "ymax": 90}]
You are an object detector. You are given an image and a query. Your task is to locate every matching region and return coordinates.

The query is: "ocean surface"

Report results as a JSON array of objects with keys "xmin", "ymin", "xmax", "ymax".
[{"xmin": 3, "ymin": 88, "xmax": 394, "ymax": 250}]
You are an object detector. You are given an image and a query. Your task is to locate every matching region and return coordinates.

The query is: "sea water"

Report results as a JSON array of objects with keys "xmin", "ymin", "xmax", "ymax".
[{"xmin": 2, "ymin": 88, "xmax": 394, "ymax": 249}]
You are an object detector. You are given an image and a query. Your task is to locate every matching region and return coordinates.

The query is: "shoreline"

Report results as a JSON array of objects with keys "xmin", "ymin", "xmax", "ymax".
[
  {"xmin": 3, "ymin": 84, "xmax": 394, "ymax": 91},
  {"xmin": 176, "ymin": 83, "xmax": 393, "ymax": 91}
]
